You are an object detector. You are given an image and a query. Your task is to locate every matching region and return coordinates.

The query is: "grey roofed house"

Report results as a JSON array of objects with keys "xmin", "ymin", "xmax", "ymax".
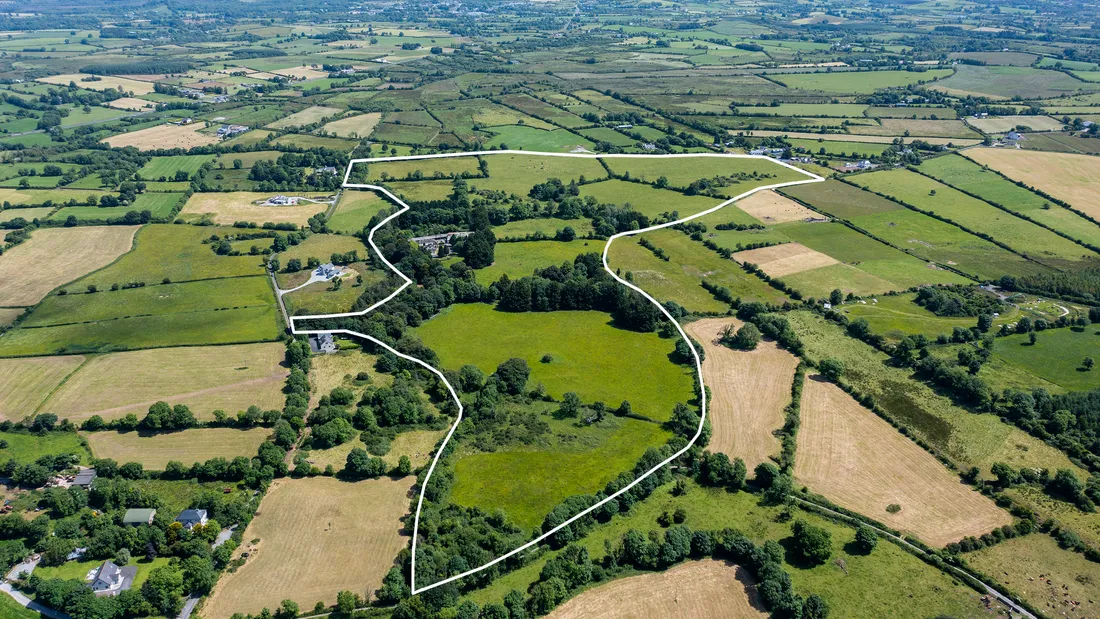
[
  {"xmin": 175, "ymin": 509, "xmax": 208, "ymax": 530},
  {"xmin": 90, "ymin": 560, "xmax": 136, "ymax": 596},
  {"xmin": 122, "ymin": 508, "xmax": 156, "ymax": 526},
  {"xmin": 309, "ymin": 332, "xmax": 336, "ymax": 354},
  {"xmin": 73, "ymin": 468, "xmax": 96, "ymax": 488}
]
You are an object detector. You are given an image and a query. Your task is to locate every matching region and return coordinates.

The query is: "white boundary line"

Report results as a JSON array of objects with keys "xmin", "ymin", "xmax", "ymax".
[{"xmin": 289, "ymin": 150, "xmax": 823, "ymax": 594}]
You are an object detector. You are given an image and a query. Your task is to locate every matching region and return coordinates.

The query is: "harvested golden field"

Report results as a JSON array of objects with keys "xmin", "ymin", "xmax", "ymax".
[
  {"xmin": 41, "ymin": 343, "xmax": 288, "ymax": 423},
  {"xmin": 105, "ymin": 97, "xmax": 155, "ymax": 111},
  {"xmin": 203, "ymin": 476, "xmax": 414, "ymax": 616},
  {"xmin": 84, "ymin": 427, "xmax": 271, "ymax": 468},
  {"xmin": 101, "ymin": 122, "xmax": 221, "ymax": 151},
  {"xmin": 306, "ymin": 429, "xmax": 445, "ymax": 471},
  {"xmin": 967, "ymin": 116, "xmax": 1064, "ymax": 133},
  {"xmin": 179, "ymin": 192, "xmax": 332, "ymax": 226},
  {"xmin": 320, "ymin": 112, "xmax": 382, "ymax": 138},
  {"xmin": 735, "ymin": 189, "xmax": 820, "ymax": 224},
  {"xmin": 548, "ymin": 559, "xmax": 767, "ymax": 619},
  {"xmin": 0, "ymin": 309, "xmax": 22, "ymax": 327},
  {"xmin": 38, "ymin": 74, "xmax": 155, "ymax": 95},
  {"xmin": 0, "ymin": 356, "xmax": 85, "ymax": 421},
  {"xmin": 794, "ymin": 377, "xmax": 1011, "ymax": 547},
  {"xmin": 307, "ymin": 349, "xmax": 390, "ymax": 408},
  {"xmin": 0, "ymin": 226, "xmax": 138, "ymax": 306},
  {"xmin": 270, "ymin": 66, "xmax": 330, "ymax": 80},
  {"xmin": 964, "ymin": 148, "xmax": 1100, "ymax": 219},
  {"xmin": 684, "ymin": 318, "xmax": 798, "ymax": 469},
  {"xmin": 732, "ymin": 242, "xmax": 838, "ymax": 277},
  {"xmin": 267, "ymin": 106, "xmax": 344, "ymax": 129}
]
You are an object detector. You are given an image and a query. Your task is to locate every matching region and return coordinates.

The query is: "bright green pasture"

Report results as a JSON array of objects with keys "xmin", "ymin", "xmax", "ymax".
[
  {"xmin": 364, "ymin": 156, "xmax": 481, "ymax": 182},
  {"xmin": 778, "ymin": 69, "xmax": 953, "ymax": 93},
  {"xmin": 49, "ymin": 192, "xmax": 182, "ymax": 222},
  {"xmin": 785, "ymin": 310, "xmax": 1079, "ymax": 477},
  {"xmin": 492, "ymin": 217, "xmax": 594, "ymax": 239},
  {"xmin": 778, "ymin": 221, "xmax": 970, "ymax": 291},
  {"xmin": 477, "ymin": 154, "xmax": 607, "ymax": 196},
  {"xmin": 787, "ymin": 138, "xmax": 891, "ymax": 158},
  {"xmin": 577, "ymin": 127, "xmax": 636, "ymax": 147},
  {"xmin": 602, "ymin": 156, "xmax": 808, "ymax": 197},
  {"xmin": 578, "ymin": 179, "xmax": 726, "ymax": 218},
  {"xmin": 415, "ymin": 304, "xmax": 695, "ymax": 422},
  {"xmin": 994, "ymin": 327, "xmax": 1100, "ymax": 392},
  {"xmin": 138, "ymin": 155, "xmax": 216, "ymax": 180},
  {"xmin": 34, "ymin": 557, "xmax": 173, "ymax": 590},
  {"xmin": 25, "ymin": 276, "xmax": 274, "ymax": 327},
  {"xmin": 841, "ymin": 293, "xmax": 1018, "ymax": 341},
  {"xmin": 919, "ymin": 154, "xmax": 1100, "ymax": 246},
  {"xmin": 328, "ymin": 190, "xmax": 392, "ymax": 234},
  {"xmin": 935, "ymin": 65, "xmax": 1094, "ymax": 99},
  {"xmin": 467, "ymin": 481, "xmax": 1001, "ymax": 619},
  {"xmin": 0, "ymin": 305, "xmax": 282, "ymax": 357},
  {"xmin": 0, "ymin": 430, "xmax": 91, "ymax": 464},
  {"xmin": 851, "ymin": 169, "xmax": 1094, "ymax": 266},
  {"xmin": 73, "ymin": 224, "xmax": 266, "ymax": 289},
  {"xmin": 472, "ymin": 240, "xmax": 598, "ymax": 283},
  {"xmin": 609, "ymin": 228, "xmax": 788, "ymax": 312},
  {"xmin": 451, "ymin": 416, "xmax": 670, "ymax": 530},
  {"xmin": 484, "ymin": 126, "xmax": 595, "ymax": 152}
]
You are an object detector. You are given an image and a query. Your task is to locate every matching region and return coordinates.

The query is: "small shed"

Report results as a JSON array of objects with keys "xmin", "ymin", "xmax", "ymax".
[
  {"xmin": 73, "ymin": 468, "xmax": 96, "ymax": 489},
  {"xmin": 122, "ymin": 508, "xmax": 156, "ymax": 526}
]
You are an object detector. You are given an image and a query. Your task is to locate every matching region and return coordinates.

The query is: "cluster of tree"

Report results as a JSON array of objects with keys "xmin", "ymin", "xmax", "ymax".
[
  {"xmin": 80, "ymin": 59, "xmax": 194, "ymax": 75},
  {"xmin": 0, "ymin": 452, "xmax": 80, "ymax": 488},
  {"xmin": 998, "ymin": 270, "xmax": 1100, "ymax": 306},
  {"xmin": 719, "ymin": 322, "xmax": 761, "ymax": 350},
  {"xmin": 914, "ymin": 285, "xmax": 1005, "ymax": 317},
  {"xmin": 494, "ymin": 253, "xmax": 661, "ymax": 332}
]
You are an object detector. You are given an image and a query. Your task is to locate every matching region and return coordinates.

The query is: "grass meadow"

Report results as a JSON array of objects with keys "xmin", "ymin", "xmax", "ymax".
[
  {"xmin": 577, "ymin": 179, "xmax": 728, "ymax": 219},
  {"xmin": 492, "ymin": 217, "xmax": 595, "ymax": 239},
  {"xmin": 484, "ymin": 126, "xmax": 596, "ymax": 152},
  {"xmin": 778, "ymin": 69, "xmax": 953, "ymax": 94},
  {"xmin": 602, "ymin": 157, "xmax": 807, "ymax": 197},
  {"xmin": 138, "ymin": 154, "xmax": 216, "ymax": 180},
  {"xmin": 840, "ymin": 293, "xmax": 1019, "ymax": 341},
  {"xmin": 993, "ymin": 327, "xmax": 1100, "ymax": 392},
  {"xmin": 0, "ymin": 430, "xmax": 91, "ymax": 463},
  {"xmin": 471, "ymin": 239, "xmax": 600, "ymax": 284},
  {"xmin": 477, "ymin": 154, "xmax": 607, "ymax": 195},
  {"xmin": 85, "ymin": 427, "xmax": 271, "ymax": 469},
  {"xmin": 415, "ymin": 304, "xmax": 695, "ymax": 422}
]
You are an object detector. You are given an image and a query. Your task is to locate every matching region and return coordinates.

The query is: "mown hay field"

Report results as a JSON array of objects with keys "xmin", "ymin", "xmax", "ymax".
[
  {"xmin": 306, "ymin": 429, "xmax": 444, "ymax": 471},
  {"xmin": 40, "ymin": 343, "xmax": 287, "ymax": 422},
  {"xmin": 180, "ymin": 192, "xmax": 331, "ymax": 226},
  {"xmin": 795, "ymin": 377, "xmax": 1011, "ymax": 547},
  {"xmin": 967, "ymin": 115, "xmax": 1064, "ymax": 133},
  {"xmin": 548, "ymin": 559, "xmax": 768, "ymax": 619},
  {"xmin": 963, "ymin": 147, "xmax": 1100, "ymax": 220},
  {"xmin": 320, "ymin": 112, "xmax": 382, "ymax": 138},
  {"xmin": 101, "ymin": 122, "xmax": 221, "ymax": 151},
  {"xmin": 415, "ymin": 304, "xmax": 695, "ymax": 422},
  {"xmin": 85, "ymin": 427, "xmax": 271, "ymax": 468},
  {"xmin": 732, "ymin": 242, "xmax": 838, "ymax": 277},
  {"xmin": 684, "ymin": 318, "xmax": 798, "ymax": 470},
  {"xmin": 203, "ymin": 476, "xmax": 413, "ymax": 617},
  {"xmin": 735, "ymin": 189, "xmax": 819, "ymax": 223},
  {"xmin": 0, "ymin": 356, "xmax": 85, "ymax": 421},
  {"xmin": 266, "ymin": 105, "xmax": 343, "ymax": 129},
  {"xmin": 38, "ymin": 73, "xmax": 156, "ymax": 95},
  {"xmin": 0, "ymin": 226, "xmax": 138, "ymax": 307}
]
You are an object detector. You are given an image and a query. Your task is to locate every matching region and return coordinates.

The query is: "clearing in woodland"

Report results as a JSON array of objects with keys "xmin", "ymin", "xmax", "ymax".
[
  {"xmin": 684, "ymin": 318, "xmax": 798, "ymax": 470},
  {"xmin": 84, "ymin": 427, "xmax": 271, "ymax": 469},
  {"xmin": 963, "ymin": 147, "xmax": 1100, "ymax": 220},
  {"xmin": 547, "ymin": 559, "xmax": 767, "ymax": 619},
  {"xmin": 0, "ymin": 226, "xmax": 138, "ymax": 307},
  {"xmin": 203, "ymin": 476, "xmax": 414, "ymax": 617},
  {"xmin": 795, "ymin": 376, "xmax": 1011, "ymax": 547},
  {"xmin": 40, "ymin": 343, "xmax": 288, "ymax": 423}
]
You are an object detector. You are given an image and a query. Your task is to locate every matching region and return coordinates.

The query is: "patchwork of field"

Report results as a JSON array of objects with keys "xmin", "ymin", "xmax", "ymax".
[
  {"xmin": 963, "ymin": 148, "xmax": 1100, "ymax": 220},
  {"xmin": 415, "ymin": 304, "xmax": 694, "ymax": 422},
  {"xmin": 0, "ymin": 226, "xmax": 138, "ymax": 307},
  {"xmin": 735, "ymin": 189, "xmax": 819, "ymax": 223},
  {"xmin": 919, "ymin": 154, "xmax": 1100, "ymax": 246},
  {"xmin": 180, "ymin": 192, "xmax": 332, "ymax": 225},
  {"xmin": 203, "ymin": 476, "xmax": 414, "ymax": 617},
  {"xmin": 777, "ymin": 69, "xmax": 953, "ymax": 94},
  {"xmin": 786, "ymin": 311, "xmax": 1081, "ymax": 477},
  {"xmin": 0, "ymin": 356, "xmax": 85, "ymax": 421},
  {"xmin": 101, "ymin": 122, "xmax": 222, "ymax": 151},
  {"xmin": 795, "ymin": 377, "xmax": 1011, "ymax": 547},
  {"xmin": 38, "ymin": 343, "xmax": 287, "ymax": 422},
  {"xmin": 733, "ymin": 242, "xmax": 839, "ymax": 277},
  {"xmin": 850, "ymin": 169, "xmax": 1094, "ymax": 268},
  {"xmin": 547, "ymin": 560, "xmax": 767, "ymax": 619},
  {"xmin": 685, "ymin": 318, "xmax": 798, "ymax": 469},
  {"xmin": 84, "ymin": 427, "xmax": 271, "ymax": 468},
  {"xmin": 138, "ymin": 154, "xmax": 215, "ymax": 180}
]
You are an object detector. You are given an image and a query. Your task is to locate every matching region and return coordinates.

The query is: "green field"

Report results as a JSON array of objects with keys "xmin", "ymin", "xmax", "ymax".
[
  {"xmin": 365, "ymin": 156, "xmax": 481, "ymax": 182},
  {"xmin": 49, "ymin": 192, "xmax": 182, "ymax": 222},
  {"xmin": 451, "ymin": 415, "xmax": 670, "ymax": 530},
  {"xmin": 327, "ymin": 190, "xmax": 392, "ymax": 235},
  {"xmin": 477, "ymin": 154, "xmax": 607, "ymax": 196},
  {"xmin": 993, "ymin": 327, "xmax": 1100, "ymax": 392},
  {"xmin": 578, "ymin": 179, "xmax": 728, "ymax": 219},
  {"xmin": 0, "ymin": 430, "xmax": 90, "ymax": 464},
  {"xmin": 841, "ymin": 293, "xmax": 1019, "ymax": 341},
  {"xmin": 786, "ymin": 310, "xmax": 1080, "ymax": 477},
  {"xmin": 787, "ymin": 138, "xmax": 892, "ymax": 158},
  {"xmin": 492, "ymin": 217, "xmax": 595, "ymax": 239},
  {"xmin": 780, "ymin": 179, "xmax": 901, "ymax": 220},
  {"xmin": 576, "ymin": 127, "xmax": 636, "ymax": 147},
  {"xmin": 471, "ymin": 239, "xmax": 598, "ymax": 283},
  {"xmin": 369, "ymin": 123, "xmax": 439, "ymax": 145},
  {"xmin": 34, "ymin": 557, "xmax": 173, "ymax": 590},
  {"xmin": 270, "ymin": 134, "xmax": 358, "ymax": 151},
  {"xmin": 484, "ymin": 126, "xmax": 595, "ymax": 152},
  {"xmin": 415, "ymin": 304, "xmax": 695, "ymax": 422},
  {"xmin": 467, "ymin": 481, "xmax": 999, "ymax": 619},
  {"xmin": 283, "ymin": 264, "xmax": 381, "ymax": 314},
  {"xmin": 610, "ymin": 228, "xmax": 789, "ymax": 311},
  {"xmin": 274, "ymin": 234, "xmax": 367, "ymax": 287},
  {"xmin": 602, "ymin": 156, "xmax": 807, "ymax": 197},
  {"xmin": 778, "ymin": 69, "xmax": 953, "ymax": 94},
  {"xmin": 934, "ymin": 65, "xmax": 1095, "ymax": 99},
  {"xmin": 72, "ymin": 224, "xmax": 266, "ymax": 289},
  {"xmin": 918, "ymin": 154, "xmax": 1100, "ymax": 246},
  {"xmin": 739, "ymin": 103, "xmax": 869, "ymax": 117},
  {"xmin": 851, "ymin": 169, "xmax": 1094, "ymax": 267},
  {"xmin": 138, "ymin": 154, "xmax": 216, "ymax": 181}
]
